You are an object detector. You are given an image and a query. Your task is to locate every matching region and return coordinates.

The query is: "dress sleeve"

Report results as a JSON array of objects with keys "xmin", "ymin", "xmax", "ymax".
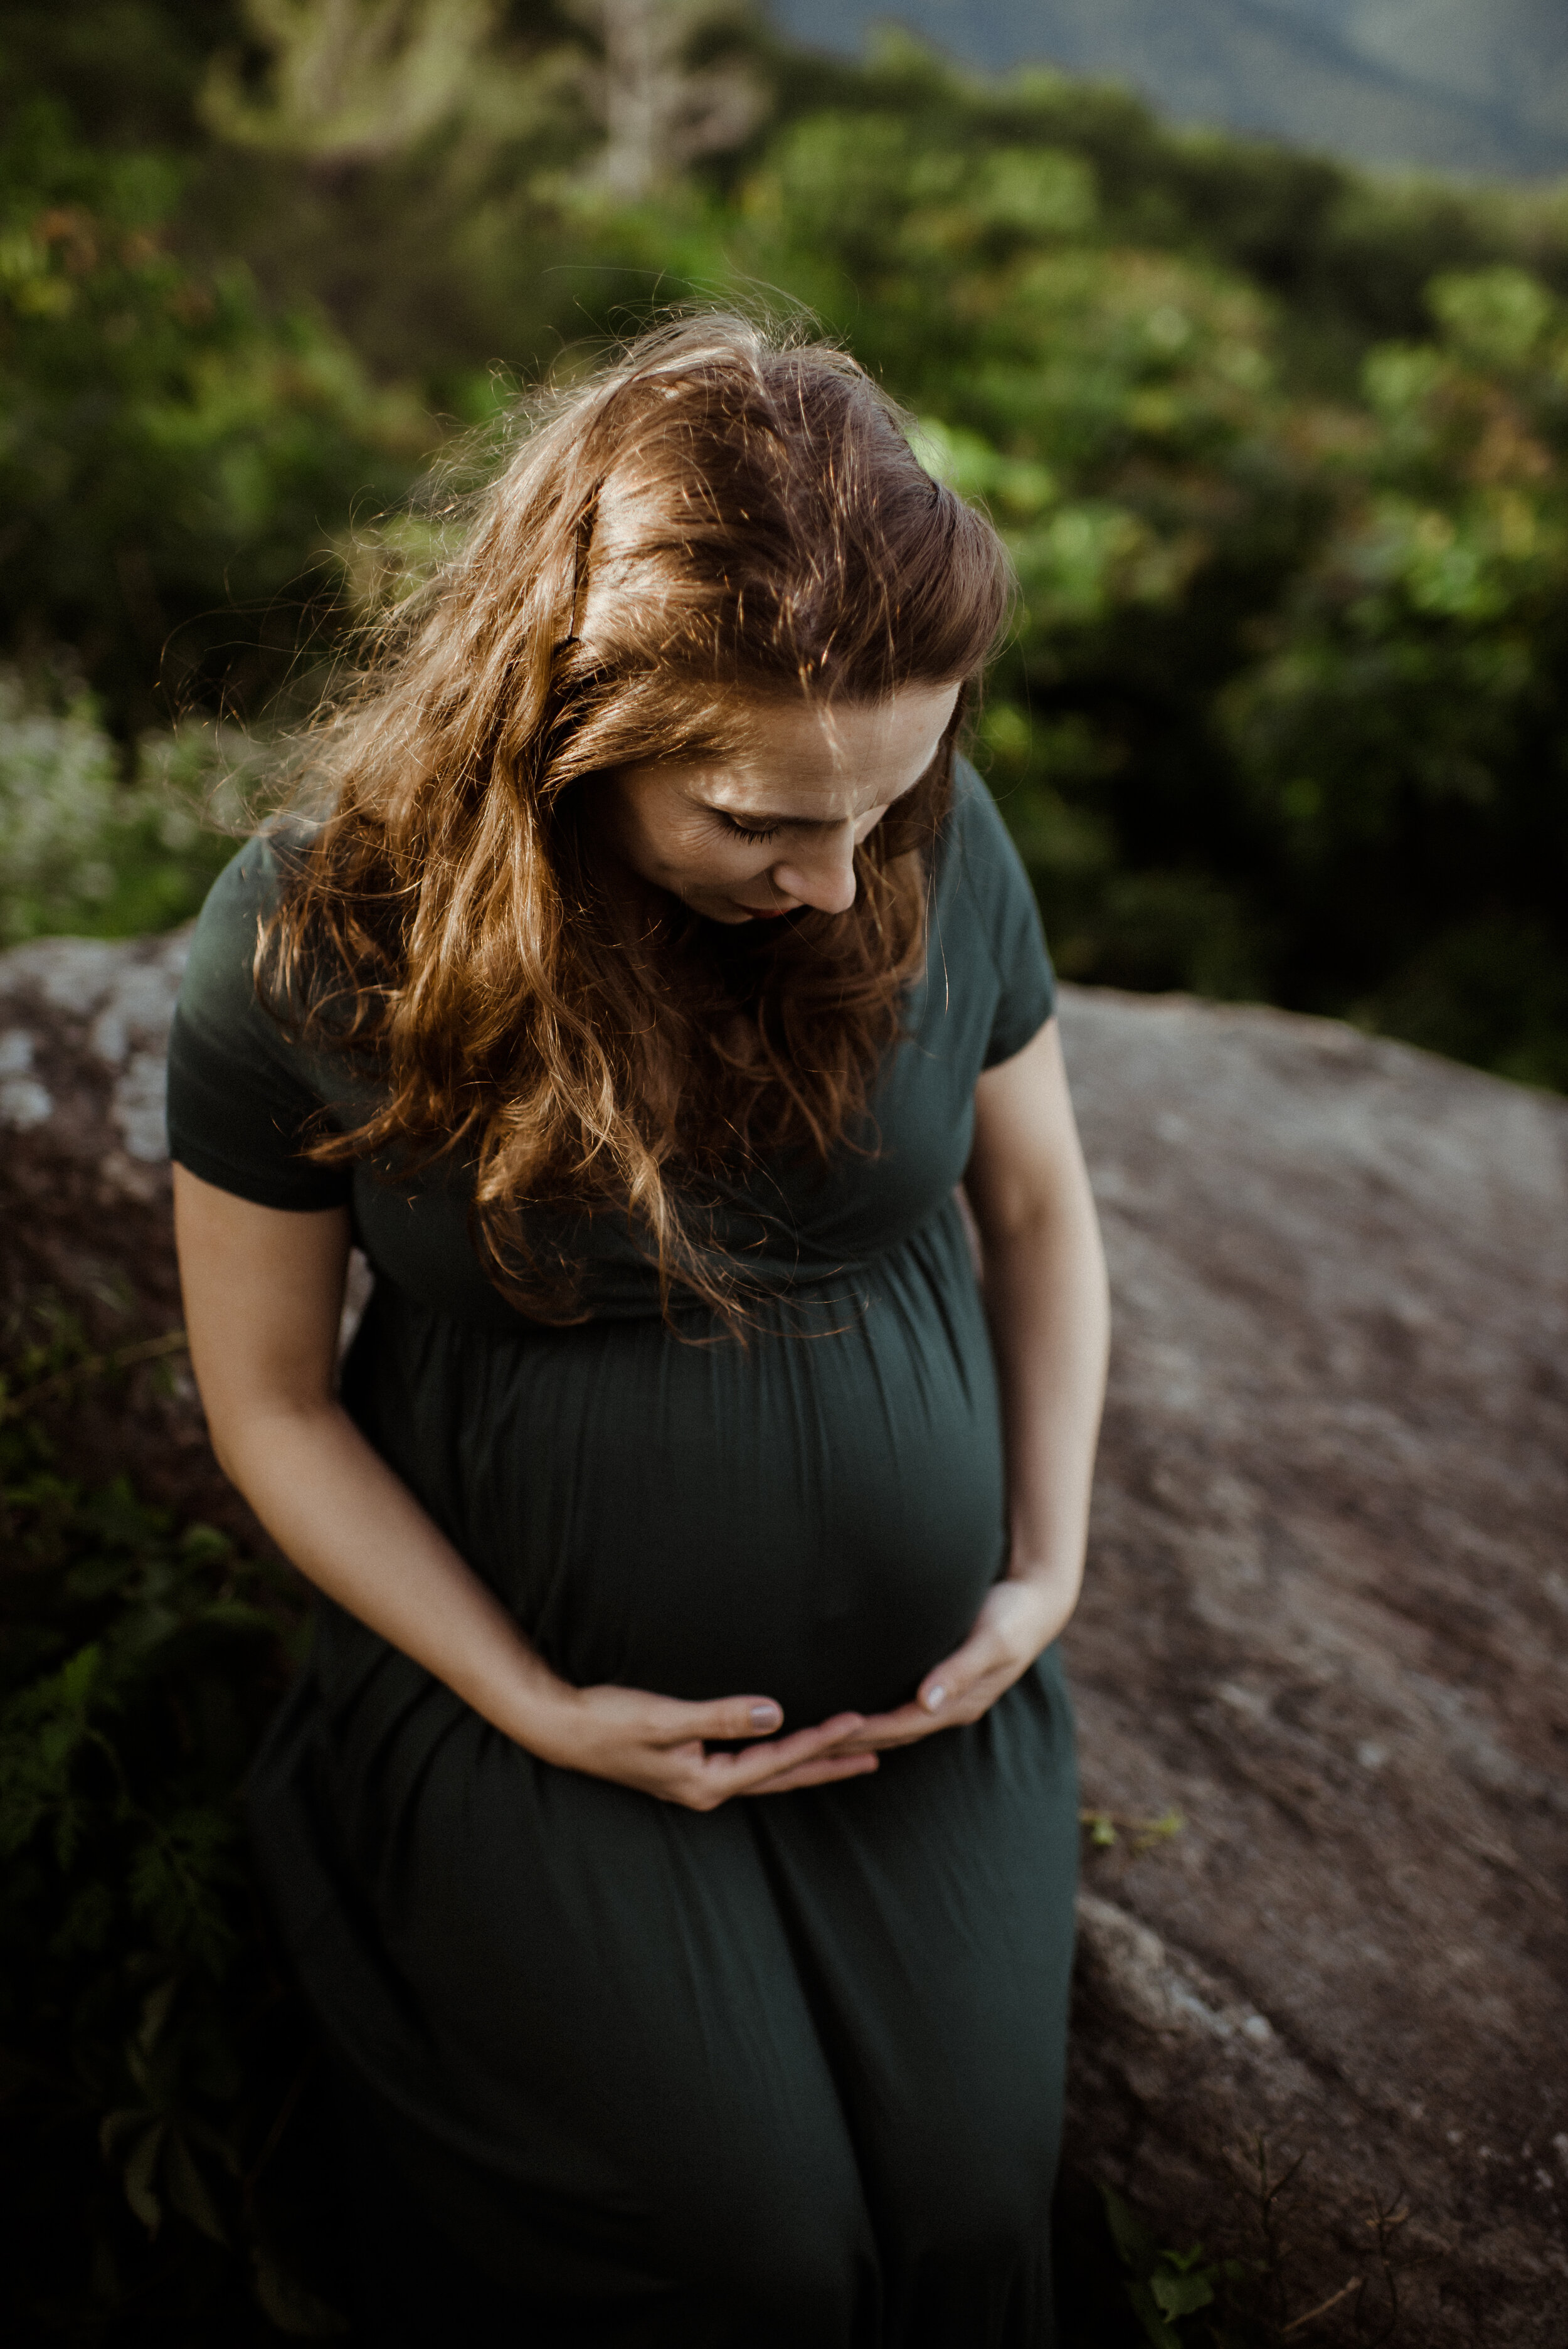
[
  {"xmin": 949, "ymin": 760, "xmax": 1057, "ymax": 1068},
  {"xmin": 166, "ymin": 835, "xmax": 354, "ymax": 1212}
]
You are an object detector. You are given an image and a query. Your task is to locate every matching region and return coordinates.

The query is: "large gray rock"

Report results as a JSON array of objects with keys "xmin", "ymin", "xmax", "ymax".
[
  {"xmin": 0, "ymin": 929, "xmax": 189, "ymax": 1196},
  {"xmin": 1057, "ymin": 987, "xmax": 1568, "ymax": 2341},
  {"xmin": 0, "ymin": 929, "xmax": 231, "ymax": 1519},
  {"xmin": 4, "ymin": 936, "xmax": 1565, "ymax": 2334}
]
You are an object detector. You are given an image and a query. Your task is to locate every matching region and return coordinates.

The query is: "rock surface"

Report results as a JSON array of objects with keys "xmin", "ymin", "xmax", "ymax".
[
  {"xmin": 3, "ymin": 936, "xmax": 1565, "ymax": 2338},
  {"xmin": 0, "ymin": 928, "xmax": 239, "ymax": 1527},
  {"xmin": 1057, "ymin": 986, "xmax": 1568, "ymax": 2342}
]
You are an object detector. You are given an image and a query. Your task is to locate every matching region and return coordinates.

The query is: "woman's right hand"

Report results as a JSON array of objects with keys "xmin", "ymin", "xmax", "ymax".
[{"xmin": 531, "ymin": 1685, "xmax": 877, "ymax": 1809}]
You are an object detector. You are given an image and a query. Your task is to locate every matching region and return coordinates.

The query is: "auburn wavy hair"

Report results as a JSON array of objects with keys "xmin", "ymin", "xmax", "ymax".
[{"xmin": 260, "ymin": 313, "xmax": 1012, "ymax": 1323}]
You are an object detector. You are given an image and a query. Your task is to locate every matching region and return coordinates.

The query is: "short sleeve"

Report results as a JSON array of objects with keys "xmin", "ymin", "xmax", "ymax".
[
  {"xmin": 166, "ymin": 835, "xmax": 354, "ymax": 1212},
  {"xmin": 948, "ymin": 761, "xmax": 1057, "ymax": 1068}
]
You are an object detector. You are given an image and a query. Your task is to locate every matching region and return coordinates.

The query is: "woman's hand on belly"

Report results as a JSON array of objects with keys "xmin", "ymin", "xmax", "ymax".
[
  {"xmin": 538, "ymin": 1685, "xmax": 881, "ymax": 1808},
  {"xmin": 824, "ymin": 1569, "xmax": 1076, "ymax": 1759},
  {"xmin": 815, "ymin": 1017, "xmax": 1110, "ymax": 1761}
]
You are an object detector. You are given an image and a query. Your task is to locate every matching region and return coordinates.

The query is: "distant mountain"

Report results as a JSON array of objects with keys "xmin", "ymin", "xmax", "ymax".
[{"xmin": 766, "ymin": 0, "xmax": 1568, "ymax": 177}]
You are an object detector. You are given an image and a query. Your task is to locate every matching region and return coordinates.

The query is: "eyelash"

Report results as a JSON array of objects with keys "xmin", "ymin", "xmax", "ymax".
[{"xmin": 719, "ymin": 815, "xmax": 782, "ymax": 844}]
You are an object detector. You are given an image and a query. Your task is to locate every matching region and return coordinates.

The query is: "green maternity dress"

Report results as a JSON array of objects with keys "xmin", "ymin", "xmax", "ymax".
[{"xmin": 166, "ymin": 763, "xmax": 1080, "ymax": 2349}]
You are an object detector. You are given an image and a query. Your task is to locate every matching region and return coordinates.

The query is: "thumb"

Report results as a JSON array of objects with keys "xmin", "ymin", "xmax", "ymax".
[
  {"xmin": 917, "ymin": 1618, "xmax": 999, "ymax": 1715},
  {"xmin": 916, "ymin": 1653, "xmax": 964, "ymax": 1716}
]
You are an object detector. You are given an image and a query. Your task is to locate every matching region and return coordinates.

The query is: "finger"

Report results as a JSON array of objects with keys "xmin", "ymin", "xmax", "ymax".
[
  {"xmin": 914, "ymin": 1623, "xmax": 1010, "ymax": 1716},
  {"xmin": 836, "ymin": 1667, "xmax": 1017, "ymax": 1752},
  {"xmin": 652, "ymin": 1692, "xmax": 788, "ymax": 1746},
  {"xmin": 832, "ymin": 1702, "xmax": 942, "ymax": 1754},
  {"xmin": 744, "ymin": 1752, "xmax": 881, "ymax": 1796},
  {"xmin": 704, "ymin": 1712, "xmax": 867, "ymax": 1792}
]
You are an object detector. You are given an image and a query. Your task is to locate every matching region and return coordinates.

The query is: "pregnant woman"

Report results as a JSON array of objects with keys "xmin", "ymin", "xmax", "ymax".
[{"xmin": 168, "ymin": 315, "xmax": 1109, "ymax": 2348}]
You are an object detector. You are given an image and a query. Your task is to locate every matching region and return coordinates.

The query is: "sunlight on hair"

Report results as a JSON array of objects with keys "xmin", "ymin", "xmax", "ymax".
[{"xmin": 258, "ymin": 312, "xmax": 1012, "ymax": 1328}]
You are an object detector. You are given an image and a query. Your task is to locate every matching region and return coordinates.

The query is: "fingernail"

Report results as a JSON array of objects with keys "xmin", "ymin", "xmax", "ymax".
[
  {"xmin": 923, "ymin": 1684, "xmax": 946, "ymax": 1713},
  {"xmin": 750, "ymin": 1702, "xmax": 781, "ymax": 1731}
]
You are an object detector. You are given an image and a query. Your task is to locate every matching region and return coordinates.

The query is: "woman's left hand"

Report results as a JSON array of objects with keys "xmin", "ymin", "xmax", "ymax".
[{"xmin": 829, "ymin": 1569, "xmax": 1078, "ymax": 1756}]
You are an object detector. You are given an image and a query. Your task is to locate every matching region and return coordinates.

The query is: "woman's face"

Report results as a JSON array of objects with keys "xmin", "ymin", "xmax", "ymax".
[{"xmin": 596, "ymin": 682, "xmax": 962, "ymax": 926}]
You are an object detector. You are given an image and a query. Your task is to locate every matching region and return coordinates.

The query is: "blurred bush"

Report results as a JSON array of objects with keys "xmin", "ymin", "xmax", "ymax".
[
  {"xmin": 0, "ymin": 95, "xmax": 433, "ymax": 734},
  {"xmin": 0, "ymin": 1312, "xmax": 337, "ymax": 2342},
  {"xmin": 1220, "ymin": 263, "xmax": 1568, "ymax": 1086},
  {"xmin": 0, "ymin": 3, "xmax": 1565, "ymax": 1084},
  {"xmin": 0, "ymin": 669, "xmax": 255, "ymax": 945}
]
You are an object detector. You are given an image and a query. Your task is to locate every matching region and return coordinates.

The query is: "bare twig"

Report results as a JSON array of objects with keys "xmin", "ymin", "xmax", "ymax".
[
  {"xmin": 1283, "ymin": 2277, "xmax": 1360, "ymax": 2333},
  {"xmin": 1228, "ymin": 2133, "xmax": 1306, "ymax": 2330},
  {"xmin": 1359, "ymin": 2194, "xmax": 1409, "ymax": 2345}
]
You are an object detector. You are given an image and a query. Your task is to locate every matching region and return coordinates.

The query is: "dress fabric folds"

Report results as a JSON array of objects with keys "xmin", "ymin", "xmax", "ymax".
[{"xmin": 166, "ymin": 764, "xmax": 1081, "ymax": 2348}]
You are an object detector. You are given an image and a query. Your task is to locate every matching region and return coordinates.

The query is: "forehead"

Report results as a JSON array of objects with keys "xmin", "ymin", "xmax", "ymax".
[{"xmin": 682, "ymin": 682, "xmax": 959, "ymax": 815}]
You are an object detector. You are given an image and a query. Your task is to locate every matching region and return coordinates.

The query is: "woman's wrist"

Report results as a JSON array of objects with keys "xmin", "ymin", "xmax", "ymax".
[
  {"xmin": 457, "ymin": 1633, "xmax": 583, "ymax": 1762},
  {"xmin": 1005, "ymin": 1546, "xmax": 1084, "ymax": 1603},
  {"xmin": 518, "ymin": 1680, "xmax": 608, "ymax": 1773},
  {"xmin": 998, "ymin": 1552, "xmax": 1084, "ymax": 1656}
]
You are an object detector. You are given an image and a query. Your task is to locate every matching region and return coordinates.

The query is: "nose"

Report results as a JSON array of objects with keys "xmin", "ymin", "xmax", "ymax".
[{"xmin": 770, "ymin": 824, "xmax": 858, "ymax": 915}]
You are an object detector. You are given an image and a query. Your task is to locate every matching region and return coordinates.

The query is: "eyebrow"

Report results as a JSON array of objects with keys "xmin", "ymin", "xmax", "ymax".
[
  {"xmin": 708, "ymin": 805, "xmax": 827, "ymax": 830},
  {"xmin": 702, "ymin": 779, "xmax": 919, "ymax": 830}
]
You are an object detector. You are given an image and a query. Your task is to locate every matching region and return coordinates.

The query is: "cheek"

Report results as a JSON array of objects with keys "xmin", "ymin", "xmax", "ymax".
[
  {"xmin": 644, "ymin": 815, "xmax": 747, "ymax": 887},
  {"xmin": 620, "ymin": 800, "xmax": 695, "ymax": 879}
]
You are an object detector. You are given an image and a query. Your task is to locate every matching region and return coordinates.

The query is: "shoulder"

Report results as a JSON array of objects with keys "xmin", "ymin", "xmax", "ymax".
[
  {"xmin": 176, "ymin": 827, "xmax": 308, "ymax": 1033},
  {"xmin": 184, "ymin": 824, "xmax": 297, "ymax": 951},
  {"xmin": 937, "ymin": 756, "xmax": 1041, "ymax": 955},
  {"xmin": 933, "ymin": 756, "xmax": 1056, "ymax": 1067},
  {"xmin": 167, "ymin": 827, "xmax": 356, "ymax": 1209},
  {"xmin": 172, "ymin": 825, "xmax": 319, "ymax": 1079}
]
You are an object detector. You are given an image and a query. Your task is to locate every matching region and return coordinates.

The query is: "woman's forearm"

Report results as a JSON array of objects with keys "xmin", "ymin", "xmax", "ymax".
[
  {"xmin": 965, "ymin": 1021, "xmax": 1110, "ymax": 1611},
  {"xmin": 215, "ymin": 1399, "xmax": 569, "ymax": 1749},
  {"xmin": 982, "ymin": 1187, "xmax": 1109, "ymax": 1600}
]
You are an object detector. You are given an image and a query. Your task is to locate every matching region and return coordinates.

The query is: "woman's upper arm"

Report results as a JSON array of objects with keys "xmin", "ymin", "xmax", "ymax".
[
  {"xmin": 964, "ymin": 1017, "xmax": 1093, "ymax": 1242},
  {"xmin": 172, "ymin": 1164, "xmax": 352, "ymax": 1432}
]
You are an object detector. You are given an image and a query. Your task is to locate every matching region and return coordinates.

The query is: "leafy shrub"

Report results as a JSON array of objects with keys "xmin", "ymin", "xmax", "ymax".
[
  {"xmin": 1219, "ymin": 265, "xmax": 1568, "ymax": 1084},
  {"xmin": 3, "ymin": 11, "xmax": 1568, "ymax": 1085},
  {"xmin": 0, "ymin": 98, "xmax": 433, "ymax": 734},
  {"xmin": 0, "ymin": 667, "xmax": 248, "ymax": 945},
  {"xmin": 0, "ymin": 1315, "xmax": 337, "ymax": 2341}
]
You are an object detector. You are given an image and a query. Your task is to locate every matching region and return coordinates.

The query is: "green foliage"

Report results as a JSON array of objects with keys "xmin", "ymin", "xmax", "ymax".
[
  {"xmin": 1218, "ymin": 262, "xmax": 1568, "ymax": 1085},
  {"xmin": 0, "ymin": 97, "xmax": 433, "ymax": 733},
  {"xmin": 1087, "ymin": 2141, "xmax": 1414, "ymax": 2347},
  {"xmin": 2, "ymin": 3, "xmax": 1567, "ymax": 1086},
  {"xmin": 0, "ymin": 665, "xmax": 250, "ymax": 944},
  {"xmin": 1079, "ymin": 1805, "xmax": 1185, "ymax": 1854},
  {"xmin": 0, "ymin": 1312, "xmax": 336, "ymax": 2340},
  {"xmin": 1100, "ymin": 2186, "xmax": 1250, "ymax": 2347}
]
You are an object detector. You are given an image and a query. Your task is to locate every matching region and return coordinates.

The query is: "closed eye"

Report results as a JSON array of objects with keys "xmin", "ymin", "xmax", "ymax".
[{"xmin": 718, "ymin": 814, "xmax": 783, "ymax": 844}]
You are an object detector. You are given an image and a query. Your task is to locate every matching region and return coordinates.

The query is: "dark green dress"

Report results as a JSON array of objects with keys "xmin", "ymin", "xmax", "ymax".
[{"xmin": 166, "ymin": 764, "xmax": 1079, "ymax": 2349}]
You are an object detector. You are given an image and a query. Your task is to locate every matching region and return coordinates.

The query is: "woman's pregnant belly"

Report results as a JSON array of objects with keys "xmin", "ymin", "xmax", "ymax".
[{"xmin": 351, "ymin": 1211, "xmax": 1008, "ymax": 1729}]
